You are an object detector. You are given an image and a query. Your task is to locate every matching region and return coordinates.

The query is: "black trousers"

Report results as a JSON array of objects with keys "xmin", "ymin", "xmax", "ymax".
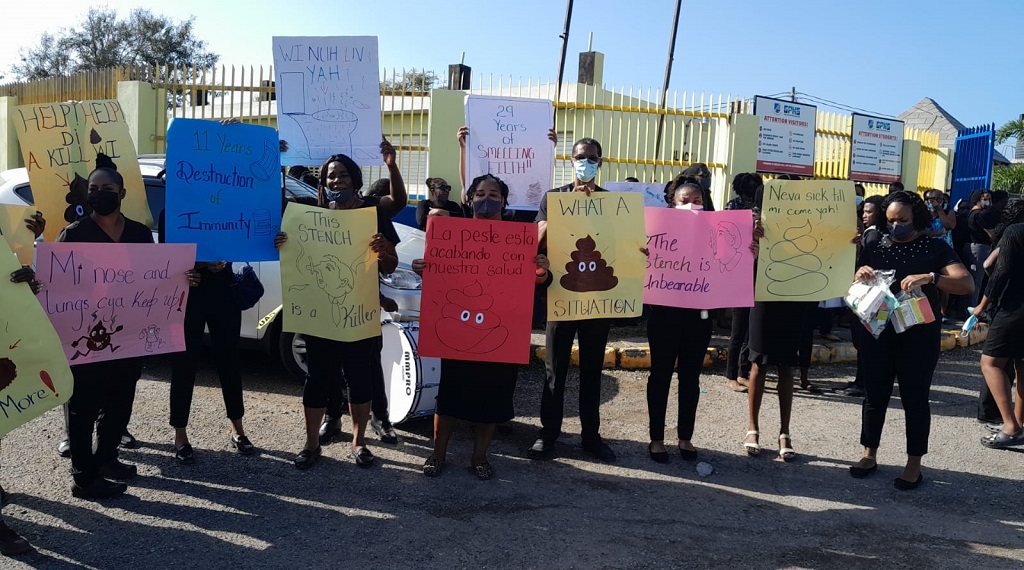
[
  {"xmin": 646, "ymin": 307, "xmax": 713, "ymax": 441},
  {"xmin": 69, "ymin": 359, "xmax": 141, "ymax": 485},
  {"xmin": 169, "ymin": 277, "xmax": 244, "ymax": 428},
  {"xmin": 725, "ymin": 307, "xmax": 751, "ymax": 381},
  {"xmin": 849, "ymin": 315, "xmax": 868, "ymax": 389},
  {"xmin": 539, "ymin": 319, "xmax": 612, "ymax": 444},
  {"xmin": 324, "ymin": 336, "xmax": 389, "ymax": 421},
  {"xmin": 860, "ymin": 322, "xmax": 940, "ymax": 456}
]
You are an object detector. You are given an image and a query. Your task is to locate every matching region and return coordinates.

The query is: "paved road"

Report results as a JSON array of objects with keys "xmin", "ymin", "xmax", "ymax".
[{"xmin": 0, "ymin": 346, "xmax": 1021, "ymax": 569}]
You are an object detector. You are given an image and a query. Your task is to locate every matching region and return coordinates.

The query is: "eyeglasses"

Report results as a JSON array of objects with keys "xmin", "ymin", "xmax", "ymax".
[
  {"xmin": 432, "ymin": 184, "xmax": 452, "ymax": 192},
  {"xmin": 573, "ymin": 155, "xmax": 600, "ymax": 164}
]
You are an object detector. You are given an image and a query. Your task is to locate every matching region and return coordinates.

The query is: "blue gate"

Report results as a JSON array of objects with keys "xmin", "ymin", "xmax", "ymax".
[{"xmin": 950, "ymin": 123, "xmax": 994, "ymax": 206}]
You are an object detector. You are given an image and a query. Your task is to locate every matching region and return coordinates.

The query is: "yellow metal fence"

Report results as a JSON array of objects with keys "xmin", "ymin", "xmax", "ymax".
[{"xmin": 1, "ymin": 64, "xmax": 948, "ymax": 199}]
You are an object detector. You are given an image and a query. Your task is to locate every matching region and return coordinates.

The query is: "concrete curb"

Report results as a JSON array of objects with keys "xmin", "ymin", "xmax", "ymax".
[{"xmin": 531, "ymin": 324, "xmax": 988, "ymax": 370}]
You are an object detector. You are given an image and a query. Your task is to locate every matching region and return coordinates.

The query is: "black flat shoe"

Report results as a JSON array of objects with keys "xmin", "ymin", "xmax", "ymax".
[
  {"xmin": 894, "ymin": 473, "xmax": 923, "ymax": 491},
  {"xmin": 369, "ymin": 415, "xmax": 398, "ymax": 444},
  {"xmin": 294, "ymin": 447, "xmax": 321, "ymax": 470},
  {"xmin": 648, "ymin": 443, "xmax": 669, "ymax": 464},
  {"xmin": 318, "ymin": 417, "xmax": 343, "ymax": 446},
  {"xmin": 71, "ymin": 478, "xmax": 127, "ymax": 500},
  {"xmin": 678, "ymin": 447, "xmax": 698, "ymax": 462},
  {"xmin": 120, "ymin": 430, "xmax": 138, "ymax": 449},
  {"xmin": 96, "ymin": 459, "xmax": 137, "ymax": 480},
  {"xmin": 527, "ymin": 438, "xmax": 554, "ymax": 460},
  {"xmin": 351, "ymin": 447, "xmax": 375, "ymax": 468},
  {"xmin": 57, "ymin": 439, "xmax": 71, "ymax": 458},
  {"xmin": 175, "ymin": 444, "xmax": 195, "ymax": 465},
  {"xmin": 230, "ymin": 434, "xmax": 256, "ymax": 455},
  {"xmin": 582, "ymin": 440, "xmax": 616, "ymax": 463},
  {"xmin": 849, "ymin": 460, "xmax": 878, "ymax": 478}
]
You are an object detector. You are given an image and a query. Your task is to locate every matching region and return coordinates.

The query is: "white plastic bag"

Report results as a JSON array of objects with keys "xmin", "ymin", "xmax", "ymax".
[{"xmin": 845, "ymin": 270, "xmax": 898, "ymax": 338}]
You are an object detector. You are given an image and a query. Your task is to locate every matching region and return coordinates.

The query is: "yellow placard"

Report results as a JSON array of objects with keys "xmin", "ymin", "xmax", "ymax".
[
  {"xmin": 0, "ymin": 204, "xmax": 36, "ymax": 266},
  {"xmin": 0, "ymin": 241, "xmax": 73, "ymax": 438},
  {"xmin": 10, "ymin": 101, "xmax": 153, "ymax": 242},
  {"xmin": 547, "ymin": 192, "xmax": 647, "ymax": 321},
  {"xmin": 755, "ymin": 179, "xmax": 858, "ymax": 302},
  {"xmin": 280, "ymin": 203, "xmax": 380, "ymax": 342}
]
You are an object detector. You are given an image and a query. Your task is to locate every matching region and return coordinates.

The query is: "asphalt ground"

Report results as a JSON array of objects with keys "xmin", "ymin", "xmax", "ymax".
[{"xmin": 0, "ymin": 345, "xmax": 1021, "ymax": 569}]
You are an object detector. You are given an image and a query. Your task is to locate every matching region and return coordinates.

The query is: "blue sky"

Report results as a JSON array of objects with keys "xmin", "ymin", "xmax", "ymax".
[{"xmin": 3, "ymin": 0, "xmax": 1021, "ymax": 155}]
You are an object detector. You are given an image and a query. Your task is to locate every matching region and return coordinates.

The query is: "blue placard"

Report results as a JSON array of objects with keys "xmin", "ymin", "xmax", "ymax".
[{"xmin": 165, "ymin": 119, "xmax": 282, "ymax": 262}]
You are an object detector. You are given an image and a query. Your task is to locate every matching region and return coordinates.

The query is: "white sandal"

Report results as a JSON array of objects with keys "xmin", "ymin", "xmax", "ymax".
[
  {"xmin": 779, "ymin": 434, "xmax": 796, "ymax": 462},
  {"xmin": 744, "ymin": 430, "xmax": 760, "ymax": 456}
]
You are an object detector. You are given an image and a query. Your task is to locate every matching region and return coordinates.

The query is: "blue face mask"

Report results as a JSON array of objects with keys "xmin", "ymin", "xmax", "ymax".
[
  {"xmin": 889, "ymin": 223, "xmax": 915, "ymax": 242},
  {"xmin": 855, "ymin": 195, "xmax": 864, "ymax": 207},
  {"xmin": 326, "ymin": 189, "xmax": 354, "ymax": 204},
  {"xmin": 573, "ymin": 159, "xmax": 599, "ymax": 183}
]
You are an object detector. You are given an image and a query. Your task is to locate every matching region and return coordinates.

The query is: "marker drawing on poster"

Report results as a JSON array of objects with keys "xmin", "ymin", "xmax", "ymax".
[
  {"xmin": 465, "ymin": 95, "xmax": 554, "ymax": 211},
  {"xmin": 11, "ymin": 100, "xmax": 152, "ymax": 242},
  {"xmin": 0, "ymin": 241, "xmax": 74, "ymax": 437},
  {"xmin": 644, "ymin": 208, "xmax": 755, "ymax": 309},
  {"xmin": 273, "ymin": 36, "xmax": 384, "ymax": 167},
  {"xmin": 418, "ymin": 217, "xmax": 537, "ymax": 364},
  {"xmin": 35, "ymin": 243, "xmax": 195, "ymax": 364},
  {"xmin": 165, "ymin": 119, "xmax": 282, "ymax": 262},
  {"xmin": 279, "ymin": 203, "xmax": 380, "ymax": 342},
  {"xmin": 547, "ymin": 192, "xmax": 646, "ymax": 321},
  {"xmin": 755, "ymin": 180, "xmax": 857, "ymax": 302}
]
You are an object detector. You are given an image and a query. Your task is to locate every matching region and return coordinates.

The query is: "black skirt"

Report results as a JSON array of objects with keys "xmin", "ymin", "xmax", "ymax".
[
  {"xmin": 436, "ymin": 359, "xmax": 518, "ymax": 424},
  {"xmin": 747, "ymin": 301, "xmax": 815, "ymax": 367}
]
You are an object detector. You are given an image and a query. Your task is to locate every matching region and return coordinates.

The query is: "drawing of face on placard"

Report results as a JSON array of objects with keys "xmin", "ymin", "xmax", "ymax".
[
  {"xmin": 434, "ymin": 282, "xmax": 509, "ymax": 354},
  {"xmin": 288, "ymin": 241, "xmax": 367, "ymax": 327},
  {"xmin": 710, "ymin": 221, "xmax": 743, "ymax": 273},
  {"xmin": 560, "ymin": 234, "xmax": 618, "ymax": 292}
]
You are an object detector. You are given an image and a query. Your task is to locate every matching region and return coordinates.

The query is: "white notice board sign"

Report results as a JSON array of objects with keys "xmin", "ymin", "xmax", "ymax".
[
  {"xmin": 849, "ymin": 113, "xmax": 904, "ymax": 184},
  {"xmin": 754, "ymin": 96, "xmax": 816, "ymax": 177}
]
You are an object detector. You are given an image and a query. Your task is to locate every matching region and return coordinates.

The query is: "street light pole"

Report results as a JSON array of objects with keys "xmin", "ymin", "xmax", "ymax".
[
  {"xmin": 654, "ymin": 0, "xmax": 682, "ymax": 170},
  {"xmin": 554, "ymin": 0, "xmax": 574, "ymax": 122}
]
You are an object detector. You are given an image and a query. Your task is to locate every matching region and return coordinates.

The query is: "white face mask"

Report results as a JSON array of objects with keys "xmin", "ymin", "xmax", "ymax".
[{"xmin": 675, "ymin": 203, "xmax": 703, "ymax": 210}]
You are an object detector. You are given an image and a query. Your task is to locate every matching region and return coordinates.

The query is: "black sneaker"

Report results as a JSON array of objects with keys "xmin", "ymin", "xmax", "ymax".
[
  {"xmin": 96, "ymin": 459, "xmax": 138, "ymax": 480},
  {"xmin": 57, "ymin": 439, "xmax": 71, "ymax": 458},
  {"xmin": 71, "ymin": 478, "xmax": 127, "ymax": 500},
  {"xmin": 0, "ymin": 522, "xmax": 32, "ymax": 556},
  {"xmin": 318, "ymin": 416, "xmax": 343, "ymax": 446},
  {"xmin": 369, "ymin": 415, "xmax": 398, "ymax": 444},
  {"xmin": 527, "ymin": 438, "xmax": 555, "ymax": 460},
  {"xmin": 582, "ymin": 439, "xmax": 616, "ymax": 463}
]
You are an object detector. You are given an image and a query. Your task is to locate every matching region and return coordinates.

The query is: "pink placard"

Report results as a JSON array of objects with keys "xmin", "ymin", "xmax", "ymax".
[
  {"xmin": 35, "ymin": 243, "xmax": 196, "ymax": 364},
  {"xmin": 644, "ymin": 208, "xmax": 755, "ymax": 309}
]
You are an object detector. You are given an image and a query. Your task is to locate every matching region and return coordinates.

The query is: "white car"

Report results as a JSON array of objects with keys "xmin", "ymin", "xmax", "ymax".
[{"xmin": 0, "ymin": 157, "xmax": 425, "ymax": 383}]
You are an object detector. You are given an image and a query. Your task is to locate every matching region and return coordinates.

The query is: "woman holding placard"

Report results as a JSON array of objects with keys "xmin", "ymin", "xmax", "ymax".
[
  {"xmin": 411, "ymin": 174, "xmax": 550, "ymax": 480},
  {"xmin": 850, "ymin": 191, "xmax": 972, "ymax": 489},
  {"xmin": 275, "ymin": 141, "xmax": 401, "ymax": 470},
  {"xmin": 57, "ymin": 154, "xmax": 189, "ymax": 499}
]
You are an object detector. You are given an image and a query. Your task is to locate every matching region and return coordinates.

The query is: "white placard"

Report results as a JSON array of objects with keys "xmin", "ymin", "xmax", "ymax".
[
  {"xmin": 754, "ymin": 96, "xmax": 816, "ymax": 176},
  {"xmin": 604, "ymin": 181, "xmax": 669, "ymax": 208},
  {"xmin": 273, "ymin": 36, "xmax": 383, "ymax": 167},
  {"xmin": 849, "ymin": 113, "xmax": 904, "ymax": 184},
  {"xmin": 465, "ymin": 95, "xmax": 554, "ymax": 211}
]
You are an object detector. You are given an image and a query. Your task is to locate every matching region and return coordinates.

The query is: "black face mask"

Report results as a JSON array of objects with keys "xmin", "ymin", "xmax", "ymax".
[{"xmin": 87, "ymin": 191, "xmax": 120, "ymax": 216}]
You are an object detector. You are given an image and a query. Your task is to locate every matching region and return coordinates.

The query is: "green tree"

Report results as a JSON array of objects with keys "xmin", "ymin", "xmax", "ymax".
[
  {"xmin": 12, "ymin": 7, "xmax": 217, "ymax": 79},
  {"xmin": 380, "ymin": 68, "xmax": 439, "ymax": 93},
  {"xmin": 993, "ymin": 118, "xmax": 1024, "ymax": 193}
]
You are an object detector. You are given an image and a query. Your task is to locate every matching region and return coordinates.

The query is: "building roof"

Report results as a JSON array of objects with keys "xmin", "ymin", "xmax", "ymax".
[{"xmin": 898, "ymin": 97, "xmax": 1010, "ymax": 164}]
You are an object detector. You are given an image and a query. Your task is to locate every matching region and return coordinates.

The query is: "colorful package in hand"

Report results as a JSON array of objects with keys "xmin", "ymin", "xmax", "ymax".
[
  {"xmin": 844, "ymin": 270, "xmax": 898, "ymax": 338},
  {"xmin": 892, "ymin": 289, "xmax": 936, "ymax": 333}
]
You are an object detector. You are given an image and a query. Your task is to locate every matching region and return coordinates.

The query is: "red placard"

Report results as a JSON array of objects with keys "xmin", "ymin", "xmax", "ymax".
[{"xmin": 418, "ymin": 216, "xmax": 538, "ymax": 364}]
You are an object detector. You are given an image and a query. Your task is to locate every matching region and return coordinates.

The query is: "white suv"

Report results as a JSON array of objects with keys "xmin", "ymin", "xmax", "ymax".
[{"xmin": 0, "ymin": 156, "xmax": 424, "ymax": 382}]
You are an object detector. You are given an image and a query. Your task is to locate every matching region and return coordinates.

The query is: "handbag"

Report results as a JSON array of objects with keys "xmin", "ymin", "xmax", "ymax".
[{"xmin": 229, "ymin": 263, "xmax": 264, "ymax": 311}]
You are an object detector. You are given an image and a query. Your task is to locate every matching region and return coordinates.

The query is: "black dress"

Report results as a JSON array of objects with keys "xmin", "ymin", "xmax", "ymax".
[
  {"xmin": 436, "ymin": 359, "xmax": 517, "ymax": 424},
  {"xmin": 983, "ymin": 226, "xmax": 1024, "ymax": 360}
]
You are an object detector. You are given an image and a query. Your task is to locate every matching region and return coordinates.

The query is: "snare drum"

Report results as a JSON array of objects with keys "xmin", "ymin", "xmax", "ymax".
[{"xmin": 380, "ymin": 320, "xmax": 441, "ymax": 424}]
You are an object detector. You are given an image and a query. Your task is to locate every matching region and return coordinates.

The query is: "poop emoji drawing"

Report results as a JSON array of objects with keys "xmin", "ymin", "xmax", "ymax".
[
  {"xmin": 70, "ymin": 316, "xmax": 123, "ymax": 361},
  {"xmin": 764, "ymin": 220, "xmax": 829, "ymax": 296},
  {"xmin": 0, "ymin": 357, "xmax": 15, "ymax": 391},
  {"xmin": 434, "ymin": 282, "xmax": 509, "ymax": 354},
  {"xmin": 560, "ymin": 235, "xmax": 618, "ymax": 292}
]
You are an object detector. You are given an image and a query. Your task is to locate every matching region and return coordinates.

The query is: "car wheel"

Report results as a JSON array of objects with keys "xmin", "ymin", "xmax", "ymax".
[{"xmin": 278, "ymin": 331, "xmax": 308, "ymax": 384}]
